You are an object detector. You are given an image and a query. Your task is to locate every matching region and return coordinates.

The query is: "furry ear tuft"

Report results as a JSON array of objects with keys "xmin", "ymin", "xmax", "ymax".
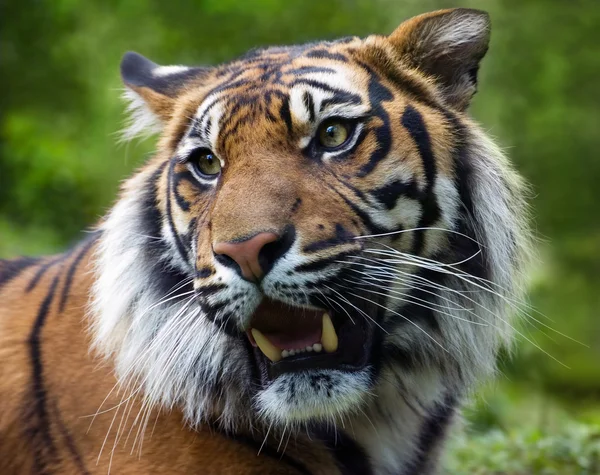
[
  {"xmin": 389, "ymin": 8, "xmax": 491, "ymax": 110},
  {"xmin": 119, "ymin": 52, "xmax": 210, "ymax": 140}
]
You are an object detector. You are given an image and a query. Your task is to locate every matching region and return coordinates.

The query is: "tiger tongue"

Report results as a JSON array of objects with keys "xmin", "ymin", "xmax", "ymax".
[
  {"xmin": 249, "ymin": 312, "xmax": 339, "ymax": 363},
  {"xmin": 259, "ymin": 328, "xmax": 322, "ymax": 351},
  {"xmin": 246, "ymin": 322, "xmax": 322, "ymax": 351},
  {"xmin": 248, "ymin": 298, "xmax": 336, "ymax": 362}
]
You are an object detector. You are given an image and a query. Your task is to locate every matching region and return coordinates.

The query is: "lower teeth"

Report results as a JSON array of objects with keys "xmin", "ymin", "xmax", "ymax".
[{"xmin": 281, "ymin": 343, "xmax": 323, "ymax": 359}]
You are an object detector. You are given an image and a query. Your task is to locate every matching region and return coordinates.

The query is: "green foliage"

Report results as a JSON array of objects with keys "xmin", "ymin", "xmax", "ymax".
[
  {"xmin": 446, "ymin": 423, "xmax": 600, "ymax": 475},
  {"xmin": 447, "ymin": 383, "xmax": 600, "ymax": 474}
]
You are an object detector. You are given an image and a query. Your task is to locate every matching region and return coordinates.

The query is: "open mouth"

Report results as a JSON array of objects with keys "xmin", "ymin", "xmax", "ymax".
[{"xmin": 247, "ymin": 297, "xmax": 373, "ymax": 380}]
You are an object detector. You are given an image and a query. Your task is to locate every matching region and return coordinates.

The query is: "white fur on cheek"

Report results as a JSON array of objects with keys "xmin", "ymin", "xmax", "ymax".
[{"xmin": 89, "ymin": 167, "xmax": 254, "ymax": 431}]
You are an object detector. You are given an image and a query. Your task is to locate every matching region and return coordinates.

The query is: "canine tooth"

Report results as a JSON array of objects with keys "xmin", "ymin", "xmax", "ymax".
[
  {"xmin": 306, "ymin": 346, "xmax": 313, "ymax": 352},
  {"xmin": 281, "ymin": 350, "xmax": 289, "ymax": 358},
  {"xmin": 321, "ymin": 313, "xmax": 338, "ymax": 353},
  {"xmin": 251, "ymin": 329, "xmax": 281, "ymax": 362},
  {"xmin": 313, "ymin": 343, "xmax": 322, "ymax": 352}
]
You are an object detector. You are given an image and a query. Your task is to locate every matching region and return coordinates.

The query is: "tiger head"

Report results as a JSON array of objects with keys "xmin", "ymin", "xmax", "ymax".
[{"xmin": 91, "ymin": 8, "xmax": 530, "ymax": 433}]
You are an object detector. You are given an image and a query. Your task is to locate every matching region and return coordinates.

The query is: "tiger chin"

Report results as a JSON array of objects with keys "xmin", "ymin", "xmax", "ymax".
[{"xmin": 0, "ymin": 8, "xmax": 531, "ymax": 475}]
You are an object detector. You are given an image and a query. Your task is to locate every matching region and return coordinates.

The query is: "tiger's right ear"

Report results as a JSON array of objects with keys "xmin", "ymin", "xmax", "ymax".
[
  {"xmin": 387, "ymin": 9, "xmax": 491, "ymax": 111},
  {"xmin": 120, "ymin": 52, "xmax": 210, "ymax": 140}
]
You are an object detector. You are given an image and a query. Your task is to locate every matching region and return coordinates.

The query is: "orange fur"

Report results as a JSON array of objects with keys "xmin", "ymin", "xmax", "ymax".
[{"xmin": 0, "ymin": 250, "xmax": 338, "ymax": 474}]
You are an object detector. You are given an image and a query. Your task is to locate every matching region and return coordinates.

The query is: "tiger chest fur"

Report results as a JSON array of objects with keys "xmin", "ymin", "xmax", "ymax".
[{"xmin": 0, "ymin": 8, "xmax": 530, "ymax": 475}]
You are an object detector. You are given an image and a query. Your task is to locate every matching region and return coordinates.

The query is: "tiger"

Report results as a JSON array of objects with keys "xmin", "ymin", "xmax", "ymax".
[{"xmin": 0, "ymin": 8, "xmax": 531, "ymax": 475}]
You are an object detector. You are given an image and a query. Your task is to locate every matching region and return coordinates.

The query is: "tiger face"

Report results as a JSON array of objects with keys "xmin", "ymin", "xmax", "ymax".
[{"xmin": 92, "ymin": 8, "xmax": 529, "ymax": 435}]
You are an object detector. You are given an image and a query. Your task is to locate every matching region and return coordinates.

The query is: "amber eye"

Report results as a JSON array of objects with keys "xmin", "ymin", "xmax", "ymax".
[
  {"xmin": 189, "ymin": 148, "xmax": 221, "ymax": 177},
  {"xmin": 317, "ymin": 119, "xmax": 351, "ymax": 150}
]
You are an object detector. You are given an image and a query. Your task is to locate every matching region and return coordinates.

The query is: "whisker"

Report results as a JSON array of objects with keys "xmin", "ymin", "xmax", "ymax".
[
  {"xmin": 344, "ymin": 290, "xmax": 449, "ymax": 353},
  {"xmin": 315, "ymin": 288, "xmax": 355, "ymax": 325},
  {"xmin": 322, "ymin": 284, "xmax": 388, "ymax": 334},
  {"xmin": 354, "ymin": 226, "xmax": 484, "ymax": 247},
  {"xmin": 339, "ymin": 278, "xmax": 487, "ymax": 327}
]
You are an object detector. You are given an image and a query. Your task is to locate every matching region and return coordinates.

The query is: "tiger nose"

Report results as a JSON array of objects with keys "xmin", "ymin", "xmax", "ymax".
[{"xmin": 213, "ymin": 232, "xmax": 279, "ymax": 282}]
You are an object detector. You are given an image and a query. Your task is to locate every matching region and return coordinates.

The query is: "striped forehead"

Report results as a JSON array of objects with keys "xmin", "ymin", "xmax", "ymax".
[
  {"xmin": 287, "ymin": 64, "xmax": 370, "ymax": 123},
  {"xmin": 180, "ymin": 58, "xmax": 370, "ymax": 154}
]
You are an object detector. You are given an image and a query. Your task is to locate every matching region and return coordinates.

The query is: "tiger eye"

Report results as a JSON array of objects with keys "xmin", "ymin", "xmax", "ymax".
[
  {"xmin": 317, "ymin": 120, "xmax": 350, "ymax": 149},
  {"xmin": 190, "ymin": 148, "xmax": 221, "ymax": 177}
]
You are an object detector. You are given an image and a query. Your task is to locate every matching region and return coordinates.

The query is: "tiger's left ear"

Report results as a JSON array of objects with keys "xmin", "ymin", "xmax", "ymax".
[
  {"xmin": 388, "ymin": 8, "xmax": 490, "ymax": 111},
  {"xmin": 120, "ymin": 52, "xmax": 210, "ymax": 139}
]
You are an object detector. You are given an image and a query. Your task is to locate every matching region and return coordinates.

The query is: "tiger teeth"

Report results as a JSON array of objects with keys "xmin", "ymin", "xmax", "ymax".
[
  {"xmin": 251, "ymin": 328, "xmax": 281, "ymax": 362},
  {"xmin": 257, "ymin": 312, "xmax": 338, "ymax": 361},
  {"xmin": 321, "ymin": 313, "xmax": 338, "ymax": 353},
  {"xmin": 280, "ymin": 343, "xmax": 323, "ymax": 359}
]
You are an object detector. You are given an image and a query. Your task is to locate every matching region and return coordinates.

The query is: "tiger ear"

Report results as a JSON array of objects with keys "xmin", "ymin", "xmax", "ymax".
[
  {"xmin": 388, "ymin": 8, "xmax": 491, "ymax": 110},
  {"xmin": 120, "ymin": 52, "xmax": 210, "ymax": 139}
]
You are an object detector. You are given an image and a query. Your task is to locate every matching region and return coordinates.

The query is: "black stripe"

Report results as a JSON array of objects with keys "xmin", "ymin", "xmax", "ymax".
[
  {"xmin": 58, "ymin": 234, "xmax": 100, "ymax": 313},
  {"xmin": 401, "ymin": 105, "xmax": 440, "ymax": 255},
  {"xmin": 195, "ymin": 267, "xmax": 215, "ymax": 278},
  {"xmin": 203, "ymin": 312, "xmax": 239, "ymax": 338},
  {"xmin": 305, "ymin": 49, "xmax": 347, "ymax": 62},
  {"xmin": 26, "ymin": 274, "xmax": 61, "ymax": 471},
  {"xmin": 381, "ymin": 343, "xmax": 426, "ymax": 373},
  {"xmin": 26, "ymin": 256, "xmax": 64, "ymax": 292},
  {"xmin": 195, "ymin": 96, "xmax": 227, "ymax": 135},
  {"xmin": 172, "ymin": 175, "xmax": 191, "ymax": 211},
  {"xmin": 405, "ymin": 394, "xmax": 457, "ymax": 475},
  {"xmin": 140, "ymin": 162, "xmax": 194, "ymax": 306},
  {"xmin": 196, "ymin": 283, "xmax": 227, "ymax": 295},
  {"xmin": 362, "ymin": 45, "xmax": 444, "ymax": 114},
  {"xmin": 401, "ymin": 105, "xmax": 436, "ymax": 189},
  {"xmin": 442, "ymin": 111, "xmax": 491, "ymax": 283},
  {"xmin": 371, "ymin": 179, "xmax": 423, "ymax": 210},
  {"xmin": 303, "ymin": 224, "xmax": 355, "ymax": 253},
  {"xmin": 303, "ymin": 91, "xmax": 316, "ymax": 123},
  {"xmin": 225, "ymin": 432, "xmax": 313, "ymax": 475},
  {"xmin": 221, "ymin": 110, "xmax": 255, "ymax": 140},
  {"xmin": 174, "ymin": 169, "xmax": 210, "ymax": 194},
  {"xmin": 295, "ymin": 249, "xmax": 358, "ymax": 273},
  {"xmin": 167, "ymin": 160, "xmax": 191, "ymax": 264},
  {"xmin": 140, "ymin": 162, "xmax": 168, "ymax": 240},
  {"xmin": 319, "ymin": 92, "xmax": 364, "ymax": 112},
  {"xmin": 204, "ymin": 117, "xmax": 212, "ymax": 141},
  {"xmin": 50, "ymin": 399, "xmax": 90, "ymax": 475},
  {"xmin": 288, "ymin": 79, "xmax": 362, "ymax": 106},
  {"xmin": 279, "ymin": 97, "xmax": 293, "ymax": 133},
  {"xmin": 328, "ymin": 171, "xmax": 370, "ymax": 203},
  {"xmin": 324, "ymin": 182, "xmax": 387, "ymax": 236},
  {"xmin": 315, "ymin": 428, "xmax": 372, "ymax": 475},
  {"xmin": 0, "ymin": 256, "xmax": 40, "ymax": 290},
  {"xmin": 356, "ymin": 63, "xmax": 393, "ymax": 177}
]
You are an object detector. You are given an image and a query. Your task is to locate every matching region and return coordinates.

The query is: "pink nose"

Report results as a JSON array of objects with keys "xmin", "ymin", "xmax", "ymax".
[{"xmin": 213, "ymin": 232, "xmax": 279, "ymax": 281}]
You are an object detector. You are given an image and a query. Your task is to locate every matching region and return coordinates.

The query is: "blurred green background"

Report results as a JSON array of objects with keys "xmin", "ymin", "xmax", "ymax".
[{"xmin": 1, "ymin": 0, "xmax": 599, "ymax": 472}]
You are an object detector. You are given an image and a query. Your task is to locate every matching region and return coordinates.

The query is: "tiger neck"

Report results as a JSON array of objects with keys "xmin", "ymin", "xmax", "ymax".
[{"xmin": 338, "ymin": 370, "xmax": 458, "ymax": 475}]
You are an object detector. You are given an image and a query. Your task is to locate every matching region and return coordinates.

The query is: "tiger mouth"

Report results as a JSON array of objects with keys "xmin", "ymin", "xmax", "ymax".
[{"xmin": 247, "ymin": 298, "xmax": 373, "ymax": 381}]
